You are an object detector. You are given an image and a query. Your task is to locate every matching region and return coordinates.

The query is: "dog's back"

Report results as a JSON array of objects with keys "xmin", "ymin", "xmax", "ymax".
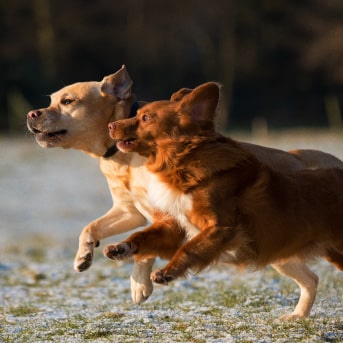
[
  {"xmin": 237, "ymin": 165, "xmax": 343, "ymax": 267},
  {"xmin": 172, "ymin": 136, "xmax": 343, "ymax": 268}
]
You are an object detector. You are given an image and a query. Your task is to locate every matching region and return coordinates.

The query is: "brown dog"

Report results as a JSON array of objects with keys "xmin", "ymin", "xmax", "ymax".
[
  {"xmin": 105, "ymin": 82, "xmax": 343, "ymax": 319},
  {"xmin": 27, "ymin": 67, "xmax": 342, "ymax": 308}
]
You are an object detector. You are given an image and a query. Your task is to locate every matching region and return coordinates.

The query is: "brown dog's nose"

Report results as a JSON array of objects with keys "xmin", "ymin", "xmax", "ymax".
[
  {"xmin": 108, "ymin": 122, "xmax": 117, "ymax": 131},
  {"xmin": 27, "ymin": 110, "xmax": 42, "ymax": 119}
]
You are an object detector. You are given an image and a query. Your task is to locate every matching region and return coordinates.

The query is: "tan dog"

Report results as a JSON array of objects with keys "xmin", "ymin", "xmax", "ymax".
[
  {"xmin": 27, "ymin": 66, "xmax": 155, "ymax": 303},
  {"xmin": 27, "ymin": 68, "xmax": 342, "ymax": 308},
  {"xmin": 106, "ymin": 82, "xmax": 343, "ymax": 319}
]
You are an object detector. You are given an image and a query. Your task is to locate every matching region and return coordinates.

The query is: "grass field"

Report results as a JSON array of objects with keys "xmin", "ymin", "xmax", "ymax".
[{"xmin": 1, "ymin": 130, "xmax": 343, "ymax": 342}]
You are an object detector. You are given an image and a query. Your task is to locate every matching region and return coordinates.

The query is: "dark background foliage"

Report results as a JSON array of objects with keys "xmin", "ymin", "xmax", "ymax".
[{"xmin": 1, "ymin": 0, "xmax": 343, "ymax": 133}]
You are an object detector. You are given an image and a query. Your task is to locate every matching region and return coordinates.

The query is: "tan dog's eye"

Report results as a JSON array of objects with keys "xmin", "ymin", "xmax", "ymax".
[{"xmin": 61, "ymin": 99, "xmax": 74, "ymax": 105}]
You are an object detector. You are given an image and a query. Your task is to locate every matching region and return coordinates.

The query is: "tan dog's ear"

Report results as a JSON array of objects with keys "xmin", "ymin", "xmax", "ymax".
[
  {"xmin": 170, "ymin": 88, "xmax": 193, "ymax": 101},
  {"xmin": 100, "ymin": 65, "xmax": 133, "ymax": 100},
  {"xmin": 178, "ymin": 82, "xmax": 220, "ymax": 121}
]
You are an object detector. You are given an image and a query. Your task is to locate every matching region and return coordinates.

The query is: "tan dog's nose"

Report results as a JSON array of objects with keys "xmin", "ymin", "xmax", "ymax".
[{"xmin": 27, "ymin": 110, "xmax": 42, "ymax": 119}]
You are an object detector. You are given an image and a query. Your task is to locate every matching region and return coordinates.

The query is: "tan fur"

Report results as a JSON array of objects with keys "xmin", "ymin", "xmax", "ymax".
[
  {"xmin": 106, "ymin": 82, "xmax": 343, "ymax": 319},
  {"xmin": 27, "ymin": 66, "xmax": 155, "ymax": 304}
]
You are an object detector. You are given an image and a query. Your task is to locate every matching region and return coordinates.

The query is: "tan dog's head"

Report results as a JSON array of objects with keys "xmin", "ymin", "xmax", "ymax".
[
  {"xmin": 27, "ymin": 65, "xmax": 135, "ymax": 157},
  {"xmin": 108, "ymin": 82, "xmax": 220, "ymax": 157}
]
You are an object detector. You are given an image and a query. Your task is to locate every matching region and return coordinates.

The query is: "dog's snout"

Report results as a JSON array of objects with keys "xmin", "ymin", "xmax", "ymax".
[
  {"xmin": 108, "ymin": 122, "xmax": 117, "ymax": 131},
  {"xmin": 27, "ymin": 110, "xmax": 42, "ymax": 119}
]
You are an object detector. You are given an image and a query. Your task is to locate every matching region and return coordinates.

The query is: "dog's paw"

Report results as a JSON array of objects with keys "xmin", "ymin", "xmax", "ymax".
[
  {"xmin": 103, "ymin": 242, "xmax": 136, "ymax": 260},
  {"xmin": 278, "ymin": 313, "xmax": 306, "ymax": 321},
  {"xmin": 74, "ymin": 252, "xmax": 93, "ymax": 272},
  {"xmin": 74, "ymin": 241, "xmax": 99, "ymax": 272},
  {"xmin": 150, "ymin": 269, "xmax": 174, "ymax": 285},
  {"xmin": 130, "ymin": 275, "xmax": 154, "ymax": 304}
]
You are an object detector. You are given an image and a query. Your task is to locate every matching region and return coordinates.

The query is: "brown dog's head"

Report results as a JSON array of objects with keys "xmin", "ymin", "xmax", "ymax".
[
  {"xmin": 108, "ymin": 82, "xmax": 220, "ymax": 157},
  {"xmin": 27, "ymin": 65, "xmax": 135, "ymax": 157}
]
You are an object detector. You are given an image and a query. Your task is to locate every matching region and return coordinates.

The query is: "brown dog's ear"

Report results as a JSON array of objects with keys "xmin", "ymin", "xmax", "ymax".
[
  {"xmin": 179, "ymin": 82, "xmax": 220, "ymax": 121},
  {"xmin": 100, "ymin": 65, "xmax": 133, "ymax": 100},
  {"xmin": 170, "ymin": 88, "xmax": 193, "ymax": 101}
]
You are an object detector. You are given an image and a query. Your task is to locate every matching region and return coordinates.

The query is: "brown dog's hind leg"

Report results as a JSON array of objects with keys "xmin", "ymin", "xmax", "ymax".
[
  {"xmin": 271, "ymin": 260, "xmax": 318, "ymax": 320},
  {"xmin": 324, "ymin": 248, "xmax": 343, "ymax": 271}
]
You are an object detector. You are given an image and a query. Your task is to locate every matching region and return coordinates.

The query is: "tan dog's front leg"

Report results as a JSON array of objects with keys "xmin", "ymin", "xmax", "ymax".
[
  {"xmin": 74, "ymin": 225, "xmax": 100, "ymax": 272},
  {"xmin": 74, "ymin": 205, "xmax": 147, "ymax": 272}
]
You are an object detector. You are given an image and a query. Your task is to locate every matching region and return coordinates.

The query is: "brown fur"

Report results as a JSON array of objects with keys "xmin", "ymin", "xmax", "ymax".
[
  {"xmin": 26, "ymin": 68, "xmax": 342, "ymax": 313},
  {"xmin": 106, "ymin": 82, "xmax": 343, "ymax": 318}
]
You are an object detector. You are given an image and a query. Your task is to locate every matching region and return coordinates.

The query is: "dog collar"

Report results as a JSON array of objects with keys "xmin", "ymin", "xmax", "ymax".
[
  {"xmin": 102, "ymin": 144, "xmax": 118, "ymax": 158},
  {"xmin": 102, "ymin": 101, "xmax": 139, "ymax": 159}
]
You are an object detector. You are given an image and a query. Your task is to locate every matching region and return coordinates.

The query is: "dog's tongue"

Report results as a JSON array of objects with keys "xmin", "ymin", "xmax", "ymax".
[
  {"xmin": 119, "ymin": 139, "xmax": 134, "ymax": 146},
  {"xmin": 116, "ymin": 139, "xmax": 135, "ymax": 151}
]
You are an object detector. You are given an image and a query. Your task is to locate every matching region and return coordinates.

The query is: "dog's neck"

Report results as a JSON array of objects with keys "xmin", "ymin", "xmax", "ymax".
[
  {"xmin": 146, "ymin": 135, "xmax": 260, "ymax": 193},
  {"xmin": 102, "ymin": 101, "xmax": 139, "ymax": 159}
]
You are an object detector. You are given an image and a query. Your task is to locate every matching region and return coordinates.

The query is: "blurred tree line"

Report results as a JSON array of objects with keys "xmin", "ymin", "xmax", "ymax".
[{"xmin": 1, "ymin": 0, "xmax": 343, "ymax": 133}]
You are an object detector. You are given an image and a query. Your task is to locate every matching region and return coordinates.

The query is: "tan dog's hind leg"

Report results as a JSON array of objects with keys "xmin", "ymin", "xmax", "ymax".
[{"xmin": 272, "ymin": 260, "xmax": 318, "ymax": 320}]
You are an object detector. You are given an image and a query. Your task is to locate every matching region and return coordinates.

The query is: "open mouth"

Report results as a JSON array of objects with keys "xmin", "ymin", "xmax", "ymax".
[
  {"xmin": 32, "ymin": 128, "xmax": 67, "ymax": 139},
  {"xmin": 116, "ymin": 138, "xmax": 137, "ymax": 151}
]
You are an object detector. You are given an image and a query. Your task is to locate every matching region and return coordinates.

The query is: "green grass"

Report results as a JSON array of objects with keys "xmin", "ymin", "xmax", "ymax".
[{"xmin": 1, "ymin": 238, "xmax": 343, "ymax": 343}]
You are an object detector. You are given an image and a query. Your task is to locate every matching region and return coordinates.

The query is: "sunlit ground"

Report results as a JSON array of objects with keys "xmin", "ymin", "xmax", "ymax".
[{"xmin": 1, "ymin": 130, "xmax": 342, "ymax": 342}]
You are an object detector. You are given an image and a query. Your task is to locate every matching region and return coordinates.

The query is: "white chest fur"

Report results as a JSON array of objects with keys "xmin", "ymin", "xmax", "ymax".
[{"xmin": 147, "ymin": 174, "xmax": 200, "ymax": 239}]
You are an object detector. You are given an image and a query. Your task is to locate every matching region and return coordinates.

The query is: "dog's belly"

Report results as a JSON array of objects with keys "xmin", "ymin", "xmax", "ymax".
[{"xmin": 147, "ymin": 175, "xmax": 199, "ymax": 239}]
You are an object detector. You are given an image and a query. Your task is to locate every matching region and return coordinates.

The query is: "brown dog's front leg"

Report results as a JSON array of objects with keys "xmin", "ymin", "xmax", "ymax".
[
  {"xmin": 104, "ymin": 216, "xmax": 185, "ymax": 261},
  {"xmin": 151, "ymin": 225, "xmax": 238, "ymax": 284},
  {"xmin": 103, "ymin": 241, "xmax": 138, "ymax": 260}
]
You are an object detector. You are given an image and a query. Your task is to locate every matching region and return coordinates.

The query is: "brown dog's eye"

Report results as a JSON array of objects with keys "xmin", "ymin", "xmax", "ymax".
[
  {"xmin": 61, "ymin": 99, "xmax": 74, "ymax": 105},
  {"xmin": 142, "ymin": 114, "xmax": 150, "ymax": 122}
]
